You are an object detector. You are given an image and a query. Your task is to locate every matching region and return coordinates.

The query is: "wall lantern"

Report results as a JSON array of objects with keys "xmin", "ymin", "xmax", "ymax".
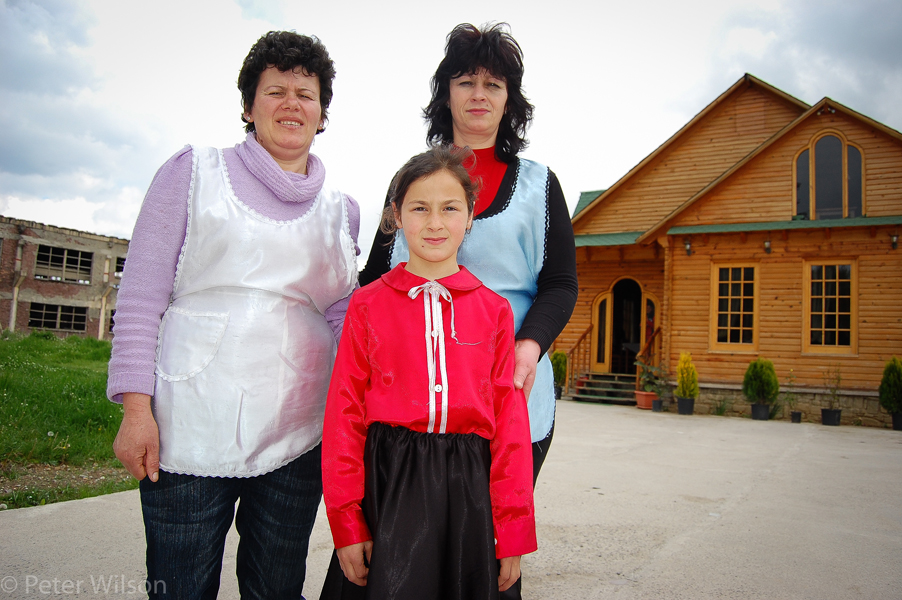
[
  {"xmin": 893, "ymin": 234, "xmax": 899, "ymax": 250},
  {"xmin": 684, "ymin": 239, "xmax": 692, "ymax": 256},
  {"xmin": 764, "ymin": 239, "xmax": 772, "ymax": 254}
]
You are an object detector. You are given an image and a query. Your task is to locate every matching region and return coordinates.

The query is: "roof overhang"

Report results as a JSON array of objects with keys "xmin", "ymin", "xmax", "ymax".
[
  {"xmin": 574, "ymin": 231, "xmax": 646, "ymax": 247},
  {"xmin": 668, "ymin": 215, "xmax": 902, "ymax": 236}
]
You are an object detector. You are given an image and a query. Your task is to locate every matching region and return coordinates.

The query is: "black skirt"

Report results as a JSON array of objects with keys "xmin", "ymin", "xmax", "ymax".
[{"xmin": 320, "ymin": 422, "xmax": 501, "ymax": 600}]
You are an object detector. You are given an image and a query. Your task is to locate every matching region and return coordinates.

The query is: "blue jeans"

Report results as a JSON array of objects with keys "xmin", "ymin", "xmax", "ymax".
[{"xmin": 139, "ymin": 445, "xmax": 322, "ymax": 600}]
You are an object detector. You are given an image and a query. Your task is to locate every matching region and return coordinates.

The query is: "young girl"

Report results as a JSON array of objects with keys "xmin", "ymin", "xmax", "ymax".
[{"xmin": 320, "ymin": 146, "xmax": 536, "ymax": 600}]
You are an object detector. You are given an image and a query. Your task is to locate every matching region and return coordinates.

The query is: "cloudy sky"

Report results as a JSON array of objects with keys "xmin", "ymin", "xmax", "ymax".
[{"xmin": 1, "ymin": 0, "xmax": 901, "ymax": 259}]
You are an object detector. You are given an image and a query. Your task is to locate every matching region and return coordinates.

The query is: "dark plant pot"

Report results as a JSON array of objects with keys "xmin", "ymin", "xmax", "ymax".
[
  {"xmin": 554, "ymin": 385, "xmax": 562, "ymax": 400},
  {"xmin": 791, "ymin": 411, "xmax": 802, "ymax": 423},
  {"xmin": 652, "ymin": 399, "xmax": 664, "ymax": 412},
  {"xmin": 751, "ymin": 403, "xmax": 770, "ymax": 421},
  {"xmin": 635, "ymin": 390, "xmax": 657, "ymax": 410},
  {"xmin": 821, "ymin": 408, "xmax": 842, "ymax": 426},
  {"xmin": 892, "ymin": 412, "xmax": 902, "ymax": 431},
  {"xmin": 676, "ymin": 396, "xmax": 695, "ymax": 415}
]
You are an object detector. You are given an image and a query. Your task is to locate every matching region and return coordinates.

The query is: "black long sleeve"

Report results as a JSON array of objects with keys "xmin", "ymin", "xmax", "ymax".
[
  {"xmin": 517, "ymin": 170, "xmax": 578, "ymax": 356},
  {"xmin": 358, "ymin": 186, "xmax": 395, "ymax": 287}
]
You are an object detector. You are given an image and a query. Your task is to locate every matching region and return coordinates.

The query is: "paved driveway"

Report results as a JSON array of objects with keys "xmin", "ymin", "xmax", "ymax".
[{"xmin": 2, "ymin": 400, "xmax": 901, "ymax": 599}]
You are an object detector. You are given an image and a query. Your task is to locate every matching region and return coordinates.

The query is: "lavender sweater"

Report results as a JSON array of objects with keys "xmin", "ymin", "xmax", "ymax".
[{"xmin": 107, "ymin": 133, "xmax": 360, "ymax": 403}]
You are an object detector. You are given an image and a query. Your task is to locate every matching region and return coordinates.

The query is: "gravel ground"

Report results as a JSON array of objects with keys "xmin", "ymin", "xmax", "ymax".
[{"xmin": 0, "ymin": 462, "xmax": 130, "ymax": 501}]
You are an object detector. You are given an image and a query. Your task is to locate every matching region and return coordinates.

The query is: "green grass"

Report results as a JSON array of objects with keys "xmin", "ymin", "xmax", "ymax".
[
  {"xmin": 0, "ymin": 331, "xmax": 137, "ymax": 507},
  {"xmin": 1, "ymin": 477, "xmax": 138, "ymax": 508}
]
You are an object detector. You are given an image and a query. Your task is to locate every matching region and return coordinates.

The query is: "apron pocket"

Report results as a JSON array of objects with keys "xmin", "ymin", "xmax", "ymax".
[{"xmin": 155, "ymin": 307, "xmax": 229, "ymax": 381}]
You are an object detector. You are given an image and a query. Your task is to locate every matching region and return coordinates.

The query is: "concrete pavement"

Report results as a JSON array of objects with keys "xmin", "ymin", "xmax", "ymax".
[{"xmin": 2, "ymin": 399, "xmax": 902, "ymax": 599}]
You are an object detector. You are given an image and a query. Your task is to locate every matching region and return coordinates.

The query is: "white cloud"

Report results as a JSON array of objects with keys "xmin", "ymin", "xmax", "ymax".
[
  {"xmin": 721, "ymin": 27, "xmax": 777, "ymax": 60},
  {"xmin": 1, "ymin": 0, "xmax": 900, "ymax": 256},
  {"xmin": 1, "ymin": 192, "xmax": 135, "ymax": 238}
]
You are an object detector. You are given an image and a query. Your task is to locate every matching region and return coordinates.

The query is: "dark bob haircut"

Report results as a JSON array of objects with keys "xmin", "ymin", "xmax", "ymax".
[
  {"xmin": 380, "ymin": 145, "xmax": 480, "ymax": 235},
  {"xmin": 237, "ymin": 31, "xmax": 336, "ymax": 134},
  {"xmin": 423, "ymin": 23, "xmax": 534, "ymax": 163}
]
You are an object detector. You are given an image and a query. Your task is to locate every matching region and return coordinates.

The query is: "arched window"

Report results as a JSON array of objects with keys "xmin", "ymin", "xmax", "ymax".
[{"xmin": 794, "ymin": 133, "xmax": 863, "ymax": 220}]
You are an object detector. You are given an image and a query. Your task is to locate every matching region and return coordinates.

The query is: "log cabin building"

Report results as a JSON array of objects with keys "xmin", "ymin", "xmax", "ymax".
[{"xmin": 560, "ymin": 74, "xmax": 902, "ymax": 426}]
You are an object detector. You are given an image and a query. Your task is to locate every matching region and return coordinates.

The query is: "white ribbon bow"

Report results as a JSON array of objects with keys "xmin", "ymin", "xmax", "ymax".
[{"xmin": 407, "ymin": 281, "xmax": 478, "ymax": 433}]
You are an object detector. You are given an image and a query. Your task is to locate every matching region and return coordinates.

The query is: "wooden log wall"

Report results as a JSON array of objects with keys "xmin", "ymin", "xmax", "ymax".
[
  {"xmin": 683, "ymin": 109, "xmax": 902, "ymax": 224},
  {"xmin": 556, "ymin": 244, "xmax": 664, "ymax": 354},
  {"xmin": 667, "ymin": 226, "xmax": 902, "ymax": 391},
  {"xmin": 575, "ymin": 83, "xmax": 804, "ymax": 235}
]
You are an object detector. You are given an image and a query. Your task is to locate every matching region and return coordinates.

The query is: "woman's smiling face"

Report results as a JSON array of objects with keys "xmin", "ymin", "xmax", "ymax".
[{"xmin": 245, "ymin": 66, "xmax": 322, "ymax": 173}]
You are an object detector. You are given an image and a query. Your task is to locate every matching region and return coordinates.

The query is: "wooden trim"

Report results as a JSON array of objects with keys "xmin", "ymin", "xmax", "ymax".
[
  {"xmin": 809, "ymin": 130, "xmax": 852, "ymax": 220},
  {"xmin": 641, "ymin": 290, "xmax": 662, "ymax": 371},
  {"xmin": 634, "ymin": 97, "xmax": 880, "ymax": 245},
  {"xmin": 792, "ymin": 144, "xmax": 808, "ymax": 219},
  {"xmin": 590, "ymin": 291, "xmax": 613, "ymax": 372},
  {"xmin": 564, "ymin": 325, "xmax": 593, "ymax": 395},
  {"xmin": 849, "ymin": 140, "xmax": 866, "ymax": 217},
  {"xmin": 708, "ymin": 262, "xmax": 760, "ymax": 353},
  {"xmin": 662, "ymin": 238, "xmax": 674, "ymax": 373},
  {"xmin": 801, "ymin": 258, "xmax": 858, "ymax": 355},
  {"xmin": 826, "ymin": 98, "xmax": 902, "ymax": 146}
]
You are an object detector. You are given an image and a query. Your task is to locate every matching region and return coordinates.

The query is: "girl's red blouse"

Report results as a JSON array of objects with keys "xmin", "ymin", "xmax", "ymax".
[{"xmin": 322, "ymin": 264, "xmax": 537, "ymax": 559}]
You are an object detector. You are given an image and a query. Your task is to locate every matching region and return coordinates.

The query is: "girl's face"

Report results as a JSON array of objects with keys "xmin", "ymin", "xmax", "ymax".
[{"xmin": 395, "ymin": 169, "xmax": 473, "ymax": 280}]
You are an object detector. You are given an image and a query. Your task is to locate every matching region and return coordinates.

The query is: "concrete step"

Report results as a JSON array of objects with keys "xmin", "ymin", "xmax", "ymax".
[{"xmin": 571, "ymin": 373, "xmax": 638, "ymax": 405}]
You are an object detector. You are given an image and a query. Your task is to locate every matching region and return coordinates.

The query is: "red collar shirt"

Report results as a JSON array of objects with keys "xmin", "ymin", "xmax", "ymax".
[{"xmin": 322, "ymin": 265, "xmax": 537, "ymax": 559}]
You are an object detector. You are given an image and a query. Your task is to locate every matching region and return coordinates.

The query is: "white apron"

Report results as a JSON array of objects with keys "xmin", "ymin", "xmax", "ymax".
[{"xmin": 153, "ymin": 146, "xmax": 356, "ymax": 477}]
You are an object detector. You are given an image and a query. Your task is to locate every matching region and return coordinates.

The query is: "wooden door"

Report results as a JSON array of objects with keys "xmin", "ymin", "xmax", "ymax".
[{"xmin": 590, "ymin": 292, "xmax": 612, "ymax": 372}]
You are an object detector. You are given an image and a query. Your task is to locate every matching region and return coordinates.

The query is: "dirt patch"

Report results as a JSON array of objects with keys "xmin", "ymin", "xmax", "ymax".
[{"xmin": 0, "ymin": 462, "xmax": 132, "ymax": 496}]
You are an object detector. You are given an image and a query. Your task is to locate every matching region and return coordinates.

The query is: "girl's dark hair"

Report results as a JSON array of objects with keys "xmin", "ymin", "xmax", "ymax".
[
  {"xmin": 237, "ymin": 31, "xmax": 336, "ymax": 134},
  {"xmin": 380, "ymin": 145, "xmax": 480, "ymax": 235},
  {"xmin": 423, "ymin": 22, "xmax": 534, "ymax": 163}
]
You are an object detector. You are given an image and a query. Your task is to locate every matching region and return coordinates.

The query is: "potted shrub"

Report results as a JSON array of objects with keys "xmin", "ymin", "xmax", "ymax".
[
  {"xmin": 674, "ymin": 352, "xmax": 698, "ymax": 415},
  {"xmin": 742, "ymin": 357, "xmax": 780, "ymax": 421},
  {"xmin": 878, "ymin": 356, "xmax": 902, "ymax": 430},
  {"xmin": 784, "ymin": 369, "xmax": 802, "ymax": 423},
  {"xmin": 821, "ymin": 365, "xmax": 842, "ymax": 426},
  {"xmin": 551, "ymin": 351, "xmax": 567, "ymax": 400},
  {"xmin": 634, "ymin": 355, "xmax": 665, "ymax": 410}
]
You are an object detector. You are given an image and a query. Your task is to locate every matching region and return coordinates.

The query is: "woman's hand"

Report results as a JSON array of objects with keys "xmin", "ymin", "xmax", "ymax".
[
  {"xmin": 513, "ymin": 339, "xmax": 541, "ymax": 401},
  {"xmin": 337, "ymin": 541, "xmax": 373, "ymax": 586},
  {"xmin": 113, "ymin": 393, "xmax": 160, "ymax": 482},
  {"xmin": 499, "ymin": 555, "xmax": 521, "ymax": 592}
]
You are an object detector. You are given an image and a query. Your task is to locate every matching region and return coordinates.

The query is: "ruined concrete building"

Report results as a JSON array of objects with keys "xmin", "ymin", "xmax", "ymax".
[{"xmin": 0, "ymin": 216, "xmax": 129, "ymax": 340}]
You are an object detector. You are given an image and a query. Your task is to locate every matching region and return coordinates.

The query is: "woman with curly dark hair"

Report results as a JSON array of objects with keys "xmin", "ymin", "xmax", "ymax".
[
  {"xmin": 108, "ymin": 31, "xmax": 359, "ymax": 599},
  {"xmin": 358, "ymin": 22, "xmax": 577, "ymax": 598}
]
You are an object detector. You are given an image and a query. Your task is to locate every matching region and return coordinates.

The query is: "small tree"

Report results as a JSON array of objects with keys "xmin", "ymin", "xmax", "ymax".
[
  {"xmin": 675, "ymin": 352, "xmax": 699, "ymax": 399},
  {"xmin": 783, "ymin": 368, "xmax": 798, "ymax": 412},
  {"xmin": 879, "ymin": 356, "xmax": 902, "ymax": 414},
  {"xmin": 635, "ymin": 355, "xmax": 666, "ymax": 397},
  {"xmin": 822, "ymin": 364, "xmax": 842, "ymax": 409},
  {"xmin": 551, "ymin": 351, "xmax": 568, "ymax": 388},
  {"xmin": 742, "ymin": 357, "xmax": 780, "ymax": 405}
]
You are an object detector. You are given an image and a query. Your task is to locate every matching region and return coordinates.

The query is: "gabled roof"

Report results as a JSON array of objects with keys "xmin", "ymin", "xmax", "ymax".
[
  {"xmin": 572, "ymin": 74, "xmax": 810, "ymax": 229},
  {"xmin": 573, "ymin": 190, "xmax": 605, "ymax": 218},
  {"xmin": 636, "ymin": 97, "xmax": 902, "ymax": 244}
]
